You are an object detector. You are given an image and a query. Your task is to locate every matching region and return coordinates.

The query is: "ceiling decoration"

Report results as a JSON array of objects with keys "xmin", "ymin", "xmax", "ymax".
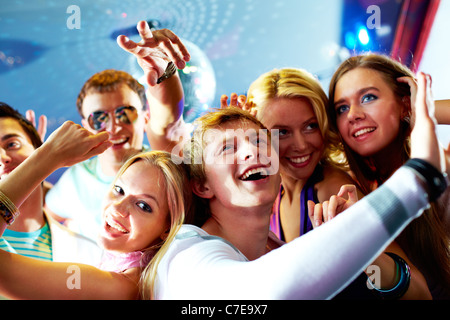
[{"xmin": 0, "ymin": 0, "xmax": 443, "ymax": 128}]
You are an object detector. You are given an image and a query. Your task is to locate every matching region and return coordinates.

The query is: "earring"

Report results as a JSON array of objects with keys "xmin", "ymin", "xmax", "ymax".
[{"xmin": 402, "ymin": 115, "xmax": 411, "ymax": 124}]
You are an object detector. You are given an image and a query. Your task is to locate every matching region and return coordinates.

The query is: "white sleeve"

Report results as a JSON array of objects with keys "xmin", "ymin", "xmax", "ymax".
[{"xmin": 159, "ymin": 167, "xmax": 430, "ymax": 300}]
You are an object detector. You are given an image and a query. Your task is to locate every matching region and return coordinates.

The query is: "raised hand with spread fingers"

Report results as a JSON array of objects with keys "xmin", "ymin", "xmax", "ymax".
[{"xmin": 117, "ymin": 21, "xmax": 191, "ymax": 152}]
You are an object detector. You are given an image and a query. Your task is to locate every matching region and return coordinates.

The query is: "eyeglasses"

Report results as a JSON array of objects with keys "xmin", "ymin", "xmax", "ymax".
[{"xmin": 87, "ymin": 106, "xmax": 138, "ymax": 131}]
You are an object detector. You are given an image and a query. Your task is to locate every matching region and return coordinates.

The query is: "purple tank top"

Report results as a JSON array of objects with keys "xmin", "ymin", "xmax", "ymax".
[{"xmin": 270, "ymin": 166, "xmax": 323, "ymax": 241}]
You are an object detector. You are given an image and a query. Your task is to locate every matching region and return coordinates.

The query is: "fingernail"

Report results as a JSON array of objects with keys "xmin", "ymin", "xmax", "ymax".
[
  {"xmin": 177, "ymin": 60, "xmax": 186, "ymax": 69},
  {"xmin": 315, "ymin": 220, "xmax": 321, "ymax": 227}
]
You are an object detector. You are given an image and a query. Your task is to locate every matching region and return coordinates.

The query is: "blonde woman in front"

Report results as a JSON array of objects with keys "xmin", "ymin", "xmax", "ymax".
[{"xmin": 0, "ymin": 121, "xmax": 192, "ymax": 299}]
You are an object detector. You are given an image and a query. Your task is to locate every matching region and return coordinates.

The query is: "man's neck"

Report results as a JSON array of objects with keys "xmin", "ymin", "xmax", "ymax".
[
  {"xmin": 202, "ymin": 203, "xmax": 273, "ymax": 261},
  {"xmin": 98, "ymin": 148, "xmax": 144, "ymax": 177},
  {"xmin": 98, "ymin": 155, "xmax": 124, "ymax": 177}
]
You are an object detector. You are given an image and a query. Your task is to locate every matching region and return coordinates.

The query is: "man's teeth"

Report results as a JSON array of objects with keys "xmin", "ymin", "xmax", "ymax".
[
  {"xmin": 289, "ymin": 155, "xmax": 310, "ymax": 164},
  {"xmin": 110, "ymin": 137, "xmax": 127, "ymax": 145},
  {"xmin": 106, "ymin": 216, "xmax": 128, "ymax": 233},
  {"xmin": 240, "ymin": 167, "xmax": 267, "ymax": 180},
  {"xmin": 354, "ymin": 128, "xmax": 375, "ymax": 137}
]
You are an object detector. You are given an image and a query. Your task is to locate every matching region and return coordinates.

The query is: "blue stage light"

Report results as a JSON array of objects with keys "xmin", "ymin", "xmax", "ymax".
[
  {"xmin": 358, "ymin": 27, "xmax": 370, "ymax": 45},
  {"xmin": 345, "ymin": 31, "xmax": 356, "ymax": 49}
]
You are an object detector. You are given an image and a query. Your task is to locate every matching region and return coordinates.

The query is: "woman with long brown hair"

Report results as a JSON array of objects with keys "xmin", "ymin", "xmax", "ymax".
[{"xmin": 327, "ymin": 53, "xmax": 450, "ymax": 299}]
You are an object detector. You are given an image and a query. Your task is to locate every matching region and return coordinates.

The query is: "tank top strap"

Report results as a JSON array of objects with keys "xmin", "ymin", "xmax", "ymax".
[{"xmin": 299, "ymin": 165, "xmax": 324, "ymax": 236}]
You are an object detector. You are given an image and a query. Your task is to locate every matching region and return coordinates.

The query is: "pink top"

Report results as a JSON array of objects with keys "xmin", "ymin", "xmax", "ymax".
[{"xmin": 98, "ymin": 250, "xmax": 147, "ymax": 272}]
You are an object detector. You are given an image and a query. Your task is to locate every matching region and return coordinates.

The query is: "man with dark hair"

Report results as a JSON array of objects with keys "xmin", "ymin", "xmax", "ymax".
[{"xmin": 0, "ymin": 102, "xmax": 101, "ymax": 265}]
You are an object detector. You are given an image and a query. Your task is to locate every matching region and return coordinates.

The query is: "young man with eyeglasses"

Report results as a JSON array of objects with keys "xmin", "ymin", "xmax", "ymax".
[{"xmin": 45, "ymin": 22, "xmax": 191, "ymax": 241}]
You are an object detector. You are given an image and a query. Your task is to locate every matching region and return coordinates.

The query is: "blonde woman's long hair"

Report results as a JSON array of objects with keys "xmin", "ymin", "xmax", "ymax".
[{"xmin": 111, "ymin": 151, "xmax": 193, "ymax": 300}]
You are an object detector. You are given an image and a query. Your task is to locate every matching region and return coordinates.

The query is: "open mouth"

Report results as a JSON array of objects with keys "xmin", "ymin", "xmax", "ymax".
[
  {"xmin": 105, "ymin": 215, "xmax": 129, "ymax": 234},
  {"xmin": 353, "ymin": 127, "xmax": 376, "ymax": 138},
  {"xmin": 110, "ymin": 137, "xmax": 129, "ymax": 146},
  {"xmin": 239, "ymin": 167, "xmax": 269, "ymax": 181}
]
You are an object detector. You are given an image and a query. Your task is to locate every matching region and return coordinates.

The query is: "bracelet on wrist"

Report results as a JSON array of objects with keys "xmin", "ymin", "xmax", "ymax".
[
  {"xmin": 404, "ymin": 158, "xmax": 448, "ymax": 202},
  {"xmin": 157, "ymin": 61, "xmax": 177, "ymax": 84},
  {"xmin": 367, "ymin": 252, "xmax": 411, "ymax": 300},
  {"xmin": 0, "ymin": 190, "xmax": 19, "ymax": 225}
]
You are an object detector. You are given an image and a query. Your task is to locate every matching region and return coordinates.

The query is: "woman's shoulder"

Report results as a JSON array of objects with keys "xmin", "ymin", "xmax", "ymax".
[{"xmin": 316, "ymin": 165, "xmax": 360, "ymax": 201}]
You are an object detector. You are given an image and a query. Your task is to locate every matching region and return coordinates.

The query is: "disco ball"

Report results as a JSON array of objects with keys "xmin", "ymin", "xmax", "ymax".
[
  {"xmin": 129, "ymin": 38, "xmax": 216, "ymax": 123},
  {"xmin": 178, "ymin": 39, "xmax": 216, "ymax": 123}
]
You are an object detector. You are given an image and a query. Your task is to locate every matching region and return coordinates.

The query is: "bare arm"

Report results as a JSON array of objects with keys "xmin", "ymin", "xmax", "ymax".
[
  {"xmin": 368, "ymin": 242, "xmax": 431, "ymax": 299},
  {"xmin": 435, "ymin": 99, "xmax": 450, "ymax": 125},
  {"xmin": 117, "ymin": 21, "xmax": 191, "ymax": 153},
  {"xmin": 0, "ymin": 250, "xmax": 139, "ymax": 299},
  {"xmin": 0, "ymin": 122, "xmax": 111, "ymax": 234},
  {"xmin": 145, "ymin": 72, "xmax": 187, "ymax": 152},
  {"xmin": 0, "ymin": 122, "xmax": 141, "ymax": 300}
]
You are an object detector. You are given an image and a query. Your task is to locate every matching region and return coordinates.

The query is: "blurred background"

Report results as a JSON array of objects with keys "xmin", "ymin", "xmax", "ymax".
[{"xmin": 1, "ymin": 0, "xmax": 448, "ymax": 182}]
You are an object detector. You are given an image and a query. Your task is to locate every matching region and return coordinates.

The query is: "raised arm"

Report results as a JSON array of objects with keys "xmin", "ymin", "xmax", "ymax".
[
  {"xmin": 435, "ymin": 99, "xmax": 450, "ymax": 125},
  {"xmin": 161, "ymin": 164, "xmax": 436, "ymax": 299},
  {"xmin": 0, "ymin": 121, "xmax": 111, "ymax": 234},
  {"xmin": 0, "ymin": 123, "xmax": 143, "ymax": 300},
  {"xmin": 397, "ymin": 74, "xmax": 449, "ymax": 125},
  {"xmin": 117, "ymin": 21, "xmax": 191, "ymax": 153}
]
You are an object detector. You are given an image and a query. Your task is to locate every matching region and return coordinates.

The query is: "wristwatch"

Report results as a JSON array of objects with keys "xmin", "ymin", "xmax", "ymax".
[{"xmin": 405, "ymin": 158, "xmax": 448, "ymax": 201}]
